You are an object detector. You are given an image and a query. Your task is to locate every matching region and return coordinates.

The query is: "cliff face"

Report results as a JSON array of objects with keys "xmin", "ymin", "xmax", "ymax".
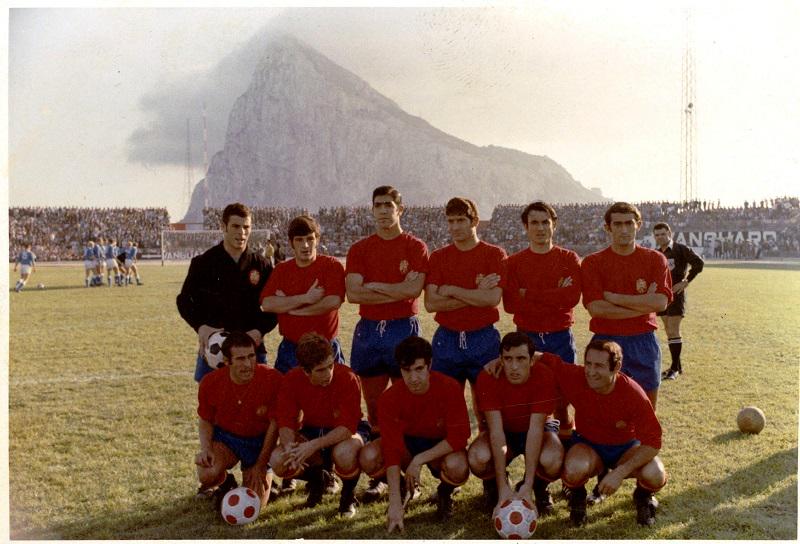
[{"xmin": 184, "ymin": 35, "xmax": 601, "ymax": 221}]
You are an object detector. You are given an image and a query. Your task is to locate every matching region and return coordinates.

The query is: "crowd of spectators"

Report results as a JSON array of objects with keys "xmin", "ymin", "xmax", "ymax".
[
  {"xmin": 9, "ymin": 207, "xmax": 170, "ymax": 261},
  {"xmin": 9, "ymin": 197, "xmax": 799, "ymax": 261}
]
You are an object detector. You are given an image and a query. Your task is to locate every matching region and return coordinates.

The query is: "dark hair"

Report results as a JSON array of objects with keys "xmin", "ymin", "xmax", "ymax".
[
  {"xmin": 653, "ymin": 222, "xmax": 671, "ymax": 233},
  {"xmin": 222, "ymin": 202, "xmax": 252, "ymax": 226},
  {"xmin": 296, "ymin": 332, "xmax": 333, "ymax": 373},
  {"xmin": 445, "ymin": 197, "xmax": 479, "ymax": 222},
  {"xmin": 394, "ymin": 336, "xmax": 432, "ymax": 369},
  {"xmin": 603, "ymin": 202, "xmax": 642, "ymax": 226},
  {"xmin": 583, "ymin": 339, "xmax": 623, "ymax": 372},
  {"xmin": 520, "ymin": 201, "xmax": 558, "ymax": 226},
  {"xmin": 221, "ymin": 330, "xmax": 257, "ymax": 361},
  {"xmin": 372, "ymin": 185, "xmax": 403, "ymax": 206},
  {"xmin": 287, "ymin": 215, "xmax": 320, "ymax": 241},
  {"xmin": 499, "ymin": 331, "xmax": 536, "ymax": 357}
]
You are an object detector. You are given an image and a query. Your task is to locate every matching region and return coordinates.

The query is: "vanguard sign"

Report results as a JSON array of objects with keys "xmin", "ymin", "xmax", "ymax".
[{"xmin": 641, "ymin": 230, "xmax": 777, "ymax": 248}]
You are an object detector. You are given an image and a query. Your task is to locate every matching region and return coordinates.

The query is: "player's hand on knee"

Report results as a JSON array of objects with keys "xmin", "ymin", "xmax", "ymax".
[
  {"xmin": 195, "ymin": 449, "xmax": 214, "ymax": 468},
  {"xmin": 597, "ymin": 469, "xmax": 625, "ymax": 496}
]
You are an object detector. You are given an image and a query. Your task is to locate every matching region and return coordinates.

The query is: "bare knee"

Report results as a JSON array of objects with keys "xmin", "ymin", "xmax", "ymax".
[
  {"xmin": 333, "ymin": 438, "xmax": 363, "ymax": 478},
  {"xmin": 441, "ymin": 451, "xmax": 469, "ymax": 485},
  {"xmin": 467, "ymin": 435, "xmax": 493, "ymax": 478},
  {"xmin": 561, "ymin": 446, "xmax": 596, "ymax": 488},
  {"xmin": 269, "ymin": 445, "xmax": 294, "ymax": 478},
  {"xmin": 359, "ymin": 440, "xmax": 384, "ymax": 477},
  {"xmin": 538, "ymin": 435, "xmax": 564, "ymax": 479},
  {"xmin": 636, "ymin": 456, "xmax": 666, "ymax": 491}
]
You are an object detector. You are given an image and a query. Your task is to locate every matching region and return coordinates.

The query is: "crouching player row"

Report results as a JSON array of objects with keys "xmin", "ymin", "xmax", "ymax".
[{"xmin": 474, "ymin": 332, "xmax": 666, "ymax": 528}]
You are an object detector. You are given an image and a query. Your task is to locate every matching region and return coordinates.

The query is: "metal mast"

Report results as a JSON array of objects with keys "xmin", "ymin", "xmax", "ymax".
[
  {"xmin": 680, "ymin": 9, "xmax": 697, "ymax": 203},
  {"xmin": 202, "ymin": 103, "xmax": 210, "ymax": 209}
]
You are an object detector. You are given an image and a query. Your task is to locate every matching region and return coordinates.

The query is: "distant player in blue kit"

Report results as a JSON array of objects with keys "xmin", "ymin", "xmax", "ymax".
[
  {"xmin": 96, "ymin": 237, "xmax": 108, "ymax": 283},
  {"xmin": 124, "ymin": 241, "xmax": 143, "ymax": 286},
  {"xmin": 105, "ymin": 238, "xmax": 122, "ymax": 286},
  {"xmin": 83, "ymin": 241, "xmax": 98, "ymax": 287},
  {"xmin": 14, "ymin": 244, "xmax": 37, "ymax": 292}
]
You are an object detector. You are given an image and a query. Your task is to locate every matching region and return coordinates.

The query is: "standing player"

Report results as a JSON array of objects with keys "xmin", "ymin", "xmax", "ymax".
[
  {"xmin": 358, "ymin": 336, "xmax": 471, "ymax": 530},
  {"xmin": 13, "ymin": 244, "xmax": 37, "ymax": 292},
  {"xmin": 345, "ymin": 186, "xmax": 428, "ymax": 501},
  {"xmin": 124, "ymin": 241, "xmax": 143, "ymax": 286},
  {"xmin": 260, "ymin": 215, "xmax": 346, "ymax": 373},
  {"xmin": 468, "ymin": 332, "xmax": 564, "ymax": 515},
  {"xmin": 539, "ymin": 340, "xmax": 666, "ymax": 527},
  {"xmin": 177, "ymin": 202, "xmax": 278, "ymax": 384},
  {"xmin": 269, "ymin": 333, "xmax": 368, "ymax": 517},
  {"xmin": 83, "ymin": 240, "xmax": 97, "ymax": 287},
  {"xmin": 652, "ymin": 223, "xmax": 704, "ymax": 380},
  {"xmin": 104, "ymin": 238, "xmax": 121, "ymax": 287},
  {"xmin": 503, "ymin": 201, "xmax": 582, "ymax": 440},
  {"xmin": 195, "ymin": 331, "xmax": 282, "ymax": 511},
  {"xmin": 580, "ymin": 202, "xmax": 671, "ymax": 409},
  {"xmin": 424, "ymin": 197, "xmax": 505, "ymax": 387}
]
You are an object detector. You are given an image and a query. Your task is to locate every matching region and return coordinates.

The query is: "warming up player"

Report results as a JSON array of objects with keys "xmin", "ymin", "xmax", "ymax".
[
  {"xmin": 503, "ymin": 201, "xmax": 582, "ymax": 440},
  {"xmin": 13, "ymin": 244, "xmax": 37, "ymax": 292},
  {"xmin": 345, "ymin": 186, "xmax": 429, "ymax": 501},
  {"xmin": 358, "ymin": 336, "xmax": 471, "ymax": 531},
  {"xmin": 652, "ymin": 222, "xmax": 704, "ymax": 380}
]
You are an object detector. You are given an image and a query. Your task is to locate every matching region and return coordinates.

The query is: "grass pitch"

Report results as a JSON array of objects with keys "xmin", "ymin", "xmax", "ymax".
[{"xmin": 7, "ymin": 262, "xmax": 799, "ymax": 539}]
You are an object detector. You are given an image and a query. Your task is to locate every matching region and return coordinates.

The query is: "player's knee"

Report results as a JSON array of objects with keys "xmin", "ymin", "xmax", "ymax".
[
  {"xmin": 561, "ymin": 451, "xmax": 593, "ymax": 487},
  {"xmin": 358, "ymin": 441, "xmax": 383, "ymax": 477},
  {"xmin": 637, "ymin": 457, "xmax": 666, "ymax": 491},
  {"xmin": 332, "ymin": 439, "xmax": 362, "ymax": 476},
  {"xmin": 467, "ymin": 441, "xmax": 492, "ymax": 475},
  {"xmin": 538, "ymin": 445, "xmax": 564, "ymax": 479},
  {"xmin": 269, "ymin": 447, "xmax": 290, "ymax": 477},
  {"xmin": 197, "ymin": 465, "xmax": 225, "ymax": 487},
  {"xmin": 441, "ymin": 451, "xmax": 469, "ymax": 485}
]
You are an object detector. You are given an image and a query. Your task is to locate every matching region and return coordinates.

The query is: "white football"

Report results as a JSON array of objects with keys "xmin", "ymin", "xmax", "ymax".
[
  {"xmin": 37, "ymin": 283, "xmax": 45, "ymax": 289},
  {"xmin": 493, "ymin": 498, "xmax": 538, "ymax": 539},
  {"xmin": 205, "ymin": 331, "xmax": 230, "ymax": 370},
  {"xmin": 221, "ymin": 486, "xmax": 260, "ymax": 526}
]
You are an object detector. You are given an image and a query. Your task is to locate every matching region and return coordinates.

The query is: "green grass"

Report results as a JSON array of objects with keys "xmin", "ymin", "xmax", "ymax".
[{"xmin": 7, "ymin": 262, "xmax": 799, "ymax": 539}]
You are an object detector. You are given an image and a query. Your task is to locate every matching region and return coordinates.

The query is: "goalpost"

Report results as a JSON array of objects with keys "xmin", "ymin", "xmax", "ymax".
[{"xmin": 160, "ymin": 229, "xmax": 274, "ymax": 264}]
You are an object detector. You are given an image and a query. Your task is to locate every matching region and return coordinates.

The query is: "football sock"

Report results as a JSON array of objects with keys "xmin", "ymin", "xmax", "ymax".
[{"xmin": 668, "ymin": 337, "xmax": 682, "ymax": 372}]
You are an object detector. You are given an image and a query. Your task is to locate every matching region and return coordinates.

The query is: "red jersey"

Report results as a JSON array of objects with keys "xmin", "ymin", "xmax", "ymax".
[
  {"xmin": 539, "ymin": 353, "xmax": 662, "ymax": 449},
  {"xmin": 427, "ymin": 241, "xmax": 507, "ymax": 331},
  {"xmin": 276, "ymin": 364, "xmax": 362, "ymax": 434},
  {"xmin": 378, "ymin": 371, "xmax": 471, "ymax": 467},
  {"xmin": 197, "ymin": 365, "xmax": 283, "ymax": 438},
  {"xmin": 581, "ymin": 246, "xmax": 672, "ymax": 335},
  {"xmin": 259, "ymin": 255, "xmax": 345, "ymax": 342},
  {"xmin": 503, "ymin": 246, "xmax": 582, "ymax": 332},
  {"xmin": 475, "ymin": 363, "xmax": 559, "ymax": 433},
  {"xmin": 345, "ymin": 233, "xmax": 429, "ymax": 320}
]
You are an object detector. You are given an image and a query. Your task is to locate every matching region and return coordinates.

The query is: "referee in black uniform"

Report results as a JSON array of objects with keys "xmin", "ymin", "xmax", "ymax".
[
  {"xmin": 653, "ymin": 222, "xmax": 704, "ymax": 380},
  {"xmin": 177, "ymin": 202, "xmax": 278, "ymax": 383}
]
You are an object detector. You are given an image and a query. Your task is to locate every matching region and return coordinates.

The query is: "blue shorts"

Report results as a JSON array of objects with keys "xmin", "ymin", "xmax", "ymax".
[
  {"xmin": 194, "ymin": 346, "xmax": 268, "ymax": 383},
  {"xmin": 275, "ymin": 337, "xmax": 346, "ymax": 374},
  {"xmin": 432, "ymin": 325, "xmax": 500, "ymax": 384},
  {"xmin": 350, "ymin": 317, "xmax": 420, "ymax": 378},
  {"xmin": 591, "ymin": 331, "xmax": 661, "ymax": 392},
  {"xmin": 570, "ymin": 431, "xmax": 640, "ymax": 469},
  {"xmin": 299, "ymin": 421, "xmax": 372, "ymax": 468},
  {"xmin": 520, "ymin": 328, "xmax": 576, "ymax": 364},
  {"xmin": 505, "ymin": 419, "xmax": 561, "ymax": 458},
  {"xmin": 213, "ymin": 427, "xmax": 267, "ymax": 470}
]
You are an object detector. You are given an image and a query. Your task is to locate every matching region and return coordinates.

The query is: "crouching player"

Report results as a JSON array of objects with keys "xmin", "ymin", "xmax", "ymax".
[
  {"xmin": 468, "ymin": 332, "xmax": 564, "ymax": 515},
  {"xmin": 358, "ymin": 336, "xmax": 471, "ymax": 532},
  {"xmin": 195, "ymin": 331, "xmax": 282, "ymax": 512},
  {"xmin": 540, "ymin": 340, "xmax": 666, "ymax": 527},
  {"xmin": 269, "ymin": 333, "xmax": 368, "ymax": 517}
]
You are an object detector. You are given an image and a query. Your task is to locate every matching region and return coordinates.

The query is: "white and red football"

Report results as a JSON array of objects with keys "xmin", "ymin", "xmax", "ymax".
[
  {"xmin": 493, "ymin": 498, "xmax": 538, "ymax": 539},
  {"xmin": 221, "ymin": 486, "xmax": 260, "ymax": 526}
]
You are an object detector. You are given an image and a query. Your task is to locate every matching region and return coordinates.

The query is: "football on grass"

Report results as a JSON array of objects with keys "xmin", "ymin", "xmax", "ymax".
[
  {"xmin": 221, "ymin": 486, "xmax": 260, "ymax": 525},
  {"xmin": 493, "ymin": 498, "xmax": 538, "ymax": 539},
  {"xmin": 737, "ymin": 406, "xmax": 766, "ymax": 434}
]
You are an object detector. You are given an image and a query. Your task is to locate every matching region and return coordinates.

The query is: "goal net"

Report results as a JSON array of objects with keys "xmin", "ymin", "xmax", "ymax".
[{"xmin": 160, "ymin": 229, "xmax": 274, "ymax": 263}]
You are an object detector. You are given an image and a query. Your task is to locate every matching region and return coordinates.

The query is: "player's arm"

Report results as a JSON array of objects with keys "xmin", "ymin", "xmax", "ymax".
[
  {"xmin": 404, "ymin": 438, "xmax": 454, "ymax": 492},
  {"xmin": 287, "ymin": 294, "xmax": 342, "ymax": 316},
  {"xmin": 288, "ymin": 426, "xmax": 351, "ymax": 468},
  {"xmin": 676, "ymin": 247, "xmax": 704, "ymax": 294},
  {"xmin": 485, "ymin": 410, "xmax": 513, "ymax": 502},
  {"xmin": 195, "ymin": 418, "xmax": 215, "ymax": 468},
  {"xmin": 597, "ymin": 445, "xmax": 659, "ymax": 497},
  {"xmin": 603, "ymin": 282, "xmax": 668, "ymax": 313},
  {"xmin": 345, "ymin": 272, "xmax": 398, "ymax": 304},
  {"xmin": 261, "ymin": 279, "xmax": 325, "ymax": 314},
  {"xmin": 439, "ymin": 279, "xmax": 502, "ymax": 308},
  {"xmin": 586, "ymin": 300, "xmax": 650, "ymax": 319},
  {"xmin": 516, "ymin": 413, "xmax": 546, "ymax": 499},
  {"xmin": 386, "ymin": 464, "xmax": 405, "ymax": 533},
  {"xmin": 424, "ymin": 283, "xmax": 468, "ymax": 312},
  {"xmin": 365, "ymin": 271, "xmax": 427, "ymax": 301},
  {"xmin": 244, "ymin": 418, "xmax": 279, "ymax": 499}
]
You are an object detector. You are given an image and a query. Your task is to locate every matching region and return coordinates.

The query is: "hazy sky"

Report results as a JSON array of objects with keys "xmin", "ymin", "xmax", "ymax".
[{"xmin": 6, "ymin": 2, "xmax": 800, "ymax": 222}]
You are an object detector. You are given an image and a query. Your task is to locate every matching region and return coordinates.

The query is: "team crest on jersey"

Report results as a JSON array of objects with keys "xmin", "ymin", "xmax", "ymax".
[
  {"xmin": 249, "ymin": 269, "xmax": 261, "ymax": 285},
  {"xmin": 332, "ymin": 409, "xmax": 340, "ymax": 419},
  {"xmin": 615, "ymin": 420, "xmax": 628, "ymax": 430},
  {"xmin": 636, "ymin": 278, "xmax": 647, "ymax": 293},
  {"xmin": 436, "ymin": 417, "xmax": 445, "ymax": 430},
  {"xmin": 475, "ymin": 273, "xmax": 485, "ymax": 286},
  {"xmin": 399, "ymin": 259, "xmax": 409, "ymax": 274},
  {"xmin": 256, "ymin": 405, "xmax": 268, "ymax": 417},
  {"xmin": 667, "ymin": 258, "xmax": 675, "ymax": 271}
]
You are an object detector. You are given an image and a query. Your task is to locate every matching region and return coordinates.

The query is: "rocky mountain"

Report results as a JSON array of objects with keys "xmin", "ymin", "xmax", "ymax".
[{"xmin": 183, "ymin": 35, "xmax": 603, "ymax": 222}]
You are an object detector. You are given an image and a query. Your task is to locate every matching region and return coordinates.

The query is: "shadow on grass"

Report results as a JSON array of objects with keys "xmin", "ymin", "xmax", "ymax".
[
  {"xmin": 711, "ymin": 430, "xmax": 754, "ymax": 444},
  {"xmin": 9, "ymin": 285, "xmax": 132, "ymax": 293}
]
